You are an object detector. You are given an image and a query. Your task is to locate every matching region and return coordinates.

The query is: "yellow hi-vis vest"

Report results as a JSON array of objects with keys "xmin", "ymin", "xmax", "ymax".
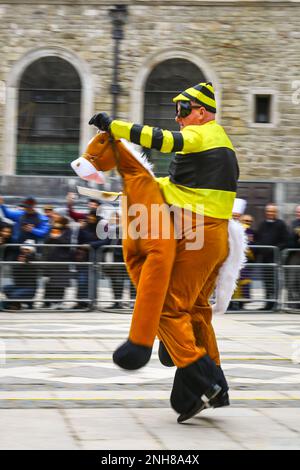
[{"xmin": 110, "ymin": 119, "xmax": 239, "ymax": 219}]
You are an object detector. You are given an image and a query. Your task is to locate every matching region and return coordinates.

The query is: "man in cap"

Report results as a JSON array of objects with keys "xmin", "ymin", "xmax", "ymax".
[
  {"xmin": 0, "ymin": 196, "xmax": 50, "ymax": 244},
  {"xmin": 89, "ymin": 82, "xmax": 240, "ymax": 422}
]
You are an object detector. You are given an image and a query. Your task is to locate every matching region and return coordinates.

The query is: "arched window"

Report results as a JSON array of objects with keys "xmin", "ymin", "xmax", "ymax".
[
  {"xmin": 16, "ymin": 56, "xmax": 81, "ymax": 175},
  {"xmin": 143, "ymin": 58, "xmax": 205, "ymax": 175}
]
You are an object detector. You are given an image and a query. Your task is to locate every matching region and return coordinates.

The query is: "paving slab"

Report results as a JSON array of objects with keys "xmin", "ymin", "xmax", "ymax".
[
  {"xmin": 0, "ymin": 312, "xmax": 300, "ymax": 449},
  {"xmin": 0, "ymin": 409, "xmax": 78, "ymax": 449}
]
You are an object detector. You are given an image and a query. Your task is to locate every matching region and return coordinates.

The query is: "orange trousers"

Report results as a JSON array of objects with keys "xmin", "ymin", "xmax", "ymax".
[
  {"xmin": 158, "ymin": 214, "xmax": 229, "ymax": 367},
  {"xmin": 125, "ymin": 209, "xmax": 229, "ymax": 369}
]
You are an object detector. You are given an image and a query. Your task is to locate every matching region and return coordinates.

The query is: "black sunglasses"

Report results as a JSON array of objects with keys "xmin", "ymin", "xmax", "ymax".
[{"xmin": 175, "ymin": 101, "xmax": 202, "ymax": 118}]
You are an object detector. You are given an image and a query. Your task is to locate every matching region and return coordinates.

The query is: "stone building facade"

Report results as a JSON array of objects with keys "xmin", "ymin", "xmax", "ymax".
[{"xmin": 0, "ymin": 1, "xmax": 299, "ymax": 220}]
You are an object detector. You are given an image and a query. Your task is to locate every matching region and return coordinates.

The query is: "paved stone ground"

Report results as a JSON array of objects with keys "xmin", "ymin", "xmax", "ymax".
[{"xmin": 0, "ymin": 311, "xmax": 300, "ymax": 450}]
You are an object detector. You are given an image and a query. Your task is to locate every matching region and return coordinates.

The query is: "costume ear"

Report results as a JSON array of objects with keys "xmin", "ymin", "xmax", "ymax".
[
  {"xmin": 85, "ymin": 132, "xmax": 109, "ymax": 155},
  {"xmin": 113, "ymin": 340, "xmax": 152, "ymax": 370}
]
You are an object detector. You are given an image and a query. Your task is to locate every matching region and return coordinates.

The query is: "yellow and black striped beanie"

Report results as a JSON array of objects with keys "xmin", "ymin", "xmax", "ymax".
[{"xmin": 173, "ymin": 82, "xmax": 216, "ymax": 113}]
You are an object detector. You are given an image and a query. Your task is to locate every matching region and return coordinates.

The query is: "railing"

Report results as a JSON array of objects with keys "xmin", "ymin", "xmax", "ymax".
[
  {"xmin": 0, "ymin": 244, "xmax": 94, "ymax": 312},
  {"xmin": 0, "ymin": 244, "xmax": 299, "ymax": 313},
  {"xmin": 281, "ymin": 249, "xmax": 300, "ymax": 313},
  {"xmin": 227, "ymin": 245, "xmax": 281, "ymax": 313},
  {"xmin": 96, "ymin": 245, "xmax": 136, "ymax": 311}
]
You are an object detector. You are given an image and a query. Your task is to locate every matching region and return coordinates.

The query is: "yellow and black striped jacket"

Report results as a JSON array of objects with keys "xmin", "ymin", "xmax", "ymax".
[{"xmin": 110, "ymin": 119, "xmax": 239, "ymax": 219}]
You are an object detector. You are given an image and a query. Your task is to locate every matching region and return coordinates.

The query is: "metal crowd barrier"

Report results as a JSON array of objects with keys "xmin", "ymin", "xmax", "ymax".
[
  {"xmin": 226, "ymin": 245, "xmax": 282, "ymax": 313},
  {"xmin": 0, "ymin": 243, "xmax": 298, "ymax": 313},
  {"xmin": 281, "ymin": 249, "xmax": 300, "ymax": 313},
  {"xmin": 95, "ymin": 245, "xmax": 136, "ymax": 312},
  {"xmin": 0, "ymin": 244, "xmax": 94, "ymax": 312}
]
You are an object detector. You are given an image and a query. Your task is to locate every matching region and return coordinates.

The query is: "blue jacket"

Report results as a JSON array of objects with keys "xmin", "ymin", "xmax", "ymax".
[{"xmin": 0, "ymin": 205, "xmax": 50, "ymax": 243}]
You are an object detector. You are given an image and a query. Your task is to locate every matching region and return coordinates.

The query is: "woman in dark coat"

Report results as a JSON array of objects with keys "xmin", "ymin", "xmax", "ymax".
[
  {"xmin": 43, "ymin": 222, "xmax": 72, "ymax": 307},
  {"xmin": 74, "ymin": 209, "xmax": 108, "ymax": 308},
  {"xmin": 102, "ymin": 212, "xmax": 136, "ymax": 309}
]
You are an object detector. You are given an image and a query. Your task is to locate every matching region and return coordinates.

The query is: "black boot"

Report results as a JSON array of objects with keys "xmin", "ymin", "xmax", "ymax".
[
  {"xmin": 113, "ymin": 339, "xmax": 152, "ymax": 370},
  {"xmin": 158, "ymin": 341, "xmax": 175, "ymax": 367},
  {"xmin": 170, "ymin": 355, "xmax": 222, "ymax": 423},
  {"xmin": 210, "ymin": 366, "xmax": 230, "ymax": 408}
]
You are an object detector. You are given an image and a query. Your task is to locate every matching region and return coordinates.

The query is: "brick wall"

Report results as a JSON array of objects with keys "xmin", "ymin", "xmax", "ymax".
[{"xmin": 0, "ymin": 1, "xmax": 299, "ymax": 180}]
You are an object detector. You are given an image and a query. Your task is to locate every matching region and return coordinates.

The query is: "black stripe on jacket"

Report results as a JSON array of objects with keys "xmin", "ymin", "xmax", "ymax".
[{"xmin": 169, "ymin": 147, "xmax": 239, "ymax": 192}]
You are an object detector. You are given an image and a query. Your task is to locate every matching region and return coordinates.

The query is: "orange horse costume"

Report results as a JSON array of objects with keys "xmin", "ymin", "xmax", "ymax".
[{"xmin": 71, "ymin": 131, "xmax": 246, "ymax": 422}]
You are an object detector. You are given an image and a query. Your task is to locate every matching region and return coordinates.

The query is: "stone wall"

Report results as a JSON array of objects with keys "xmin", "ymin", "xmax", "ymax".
[{"xmin": 0, "ymin": 1, "xmax": 300, "ymax": 181}]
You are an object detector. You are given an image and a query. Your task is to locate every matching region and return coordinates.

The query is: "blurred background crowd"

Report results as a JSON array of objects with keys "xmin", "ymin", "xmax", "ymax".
[
  {"xmin": 0, "ymin": 192, "xmax": 135, "ymax": 310},
  {"xmin": 0, "ymin": 193, "xmax": 299, "ymax": 312}
]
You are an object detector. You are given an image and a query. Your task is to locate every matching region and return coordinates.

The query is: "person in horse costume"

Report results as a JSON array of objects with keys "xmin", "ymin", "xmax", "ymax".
[{"xmin": 71, "ymin": 82, "xmax": 245, "ymax": 422}]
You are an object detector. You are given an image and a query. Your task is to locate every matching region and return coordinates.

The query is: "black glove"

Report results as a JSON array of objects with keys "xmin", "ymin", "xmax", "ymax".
[{"xmin": 89, "ymin": 112, "xmax": 112, "ymax": 132}]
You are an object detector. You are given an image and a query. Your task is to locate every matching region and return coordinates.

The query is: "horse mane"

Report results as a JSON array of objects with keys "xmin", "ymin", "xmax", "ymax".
[{"xmin": 120, "ymin": 139, "xmax": 155, "ymax": 177}]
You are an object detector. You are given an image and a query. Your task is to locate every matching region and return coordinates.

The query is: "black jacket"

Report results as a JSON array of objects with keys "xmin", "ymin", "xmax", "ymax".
[
  {"xmin": 12, "ymin": 253, "xmax": 38, "ymax": 289},
  {"xmin": 43, "ymin": 229, "xmax": 72, "ymax": 287},
  {"xmin": 289, "ymin": 219, "xmax": 300, "ymax": 249},
  {"xmin": 256, "ymin": 219, "xmax": 289, "ymax": 261},
  {"xmin": 77, "ymin": 222, "xmax": 109, "ymax": 262}
]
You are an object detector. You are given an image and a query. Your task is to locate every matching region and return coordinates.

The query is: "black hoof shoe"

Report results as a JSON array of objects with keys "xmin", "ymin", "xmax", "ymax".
[
  {"xmin": 177, "ymin": 384, "xmax": 221, "ymax": 423},
  {"xmin": 113, "ymin": 340, "xmax": 152, "ymax": 370},
  {"xmin": 158, "ymin": 341, "xmax": 175, "ymax": 367},
  {"xmin": 211, "ymin": 391, "xmax": 230, "ymax": 408}
]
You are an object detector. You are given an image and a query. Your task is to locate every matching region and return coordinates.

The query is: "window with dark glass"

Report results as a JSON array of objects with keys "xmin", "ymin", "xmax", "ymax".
[
  {"xmin": 143, "ymin": 59, "xmax": 205, "ymax": 176},
  {"xmin": 17, "ymin": 56, "xmax": 81, "ymax": 175},
  {"xmin": 254, "ymin": 94, "xmax": 272, "ymax": 124}
]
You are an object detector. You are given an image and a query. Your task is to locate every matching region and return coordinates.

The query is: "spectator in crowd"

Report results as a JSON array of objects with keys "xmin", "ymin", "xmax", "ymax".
[
  {"xmin": 44, "ymin": 207, "xmax": 79, "ymax": 242},
  {"xmin": 229, "ymin": 199, "xmax": 250, "ymax": 310},
  {"xmin": 228, "ymin": 199, "xmax": 248, "ymax": 310},
  {"xmin": 0, "ymin": 224, "xmax": 13, "ymax": 244},
  {"xmin": 0, "ymin": 224, "xmax": 15, "ymax": 261},
  {"xmin": 241, "ymin": 214, "xmax": 256, "ymax": 245},
  {"xmin": 43, "ymin": 206, "xmax": 71, "ymax": 228},
  {"xmin": 43, "ymin": 205, "xmax": 55, "ymax": 224},
  {"xmin": 102, "ymin": 211, "xmax": 136, "ymax": 309},
  {"xmin": 230, "ymin": 214, "xmax": 256, "ymax": 310},
  {"xmin": 77, "ymin": 209, "xmax": 107, "ymax": 247},
  {"xmin": 287, "ymin": 205, "xmax": 300, "ymax": 309},
  {"xmin": 74, "ymin": 209, "xmax": 108, "ymax": 309},
  {"xmin": 256, "ymin": 203, "xmax": 289, "ymax": 310},
  {"xmin": 0, "ymin": 196, "xmax": 50, "ymax": 244},
  {"xmin": 3, "ymin": 239, "xmax": 38, "ymax": 310},
  {"xmin": 290, "ymin": 205, "xmax": 300, "ymax": 246},
  {"xmin": 43, "ymin": 221, "xmax": 72, "ymax": 309},
  {"xmin": 231, "ymin": 198, "xmax": 247, "ymax": 221},
  {"xmin": 66, "ymin": 192, "xmax": 101, "ymax": 223}
]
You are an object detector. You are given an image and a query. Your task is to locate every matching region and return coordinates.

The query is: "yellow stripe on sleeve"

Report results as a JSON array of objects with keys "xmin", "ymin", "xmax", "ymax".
[
  {"xmin": 140, "ymin": 126, "xmax": 153, "ymax": 148},
  {"xmin": 110, "ymin": 120, "xmax": 133, "ymax": 141},
  {"xmin": 160, "ymin": 130, "xmax": 175, "ymax": 153}
]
